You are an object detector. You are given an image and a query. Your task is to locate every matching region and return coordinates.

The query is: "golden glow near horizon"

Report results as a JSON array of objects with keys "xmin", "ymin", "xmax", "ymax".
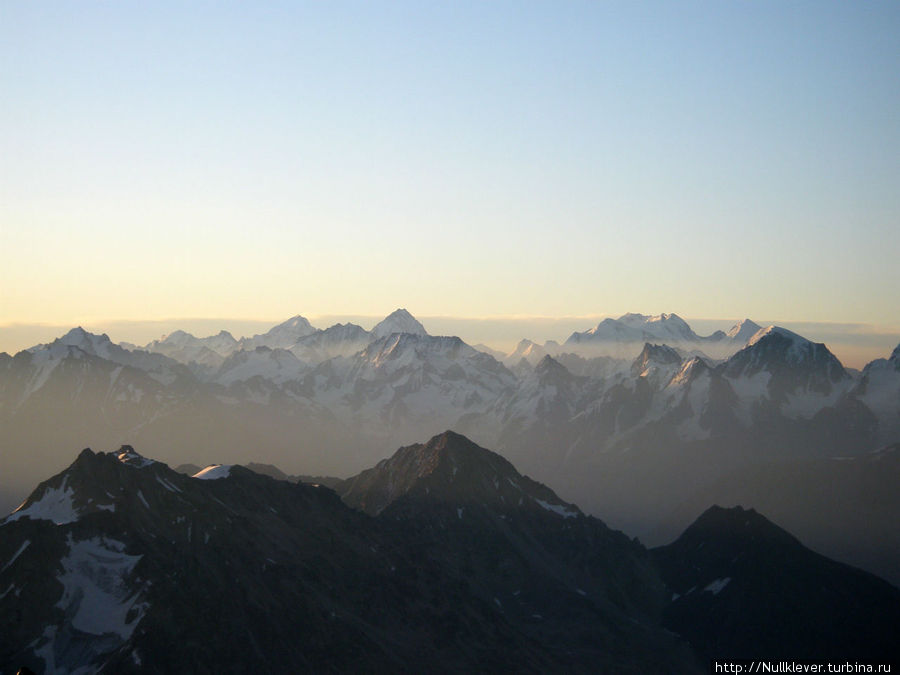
[{"xmin": 2, "ymin": 4, "xmax": 898, "ymax": 354}]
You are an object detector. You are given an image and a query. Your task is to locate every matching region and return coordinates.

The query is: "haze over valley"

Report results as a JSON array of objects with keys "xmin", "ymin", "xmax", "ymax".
[
  {"xmin": 3, "ymin": 1, "xmax": 899, "ymax": 671},
  {"xmin": 3, "ymin": 309, "xmax": 899, "ymax": 589}
]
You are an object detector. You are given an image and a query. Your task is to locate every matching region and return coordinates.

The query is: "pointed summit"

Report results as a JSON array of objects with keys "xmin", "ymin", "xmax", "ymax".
[
  {"xmin": 240, "ymin": 315, "xmax": 317, "ymax": 351},
  {"xmin": 340, "ymin": 431, "xmax": 580, "ymax": 518},
  {"xmin": 50, "ymin": 327, "xmax": 115, "ymax": 358},
  {"xmin": 506, "ymin": 339, "xmax": 547, "ymax": 365},
  {"xmin": 725, "ymin": 325, "xmax": 848, "ymax": 393},
  {"xmin": 653, "ymin": 505, "xmax": 900, "ymax": 662},
  {"xmin": 371, "ymin": 308, "xmax": 427, "ymax": 340},
  {"xmin": 632, "ymin": 343, "xmax": 682, "ymax": 373},
  {"xmin": 534, "ymin": 354, "xmax": 569, "ymax": 378},
  {"xmin": 60, "ymin": 326, "xmax": 103, "ymax": 345},
  {"xmin": 667, "ymin": 505, "xmax": 799, "ymax": 549},
  {"xmin": 725, "ymin": 319, "xmax": 762, "ymax": 343}
]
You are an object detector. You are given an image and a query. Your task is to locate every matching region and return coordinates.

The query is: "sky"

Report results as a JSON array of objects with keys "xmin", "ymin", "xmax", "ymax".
[{"xmin": 2, "ymin": 2, "xmax": 899, "ymax": 351}]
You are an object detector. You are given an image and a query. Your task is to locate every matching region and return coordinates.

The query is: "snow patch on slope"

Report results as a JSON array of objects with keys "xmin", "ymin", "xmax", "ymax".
[
  {"xmin": 56, "ymin": 535, "xmax": 146, "ymax": 639},
  {"xmin": 5, "ymin": 477, "xmax": 79, "ymax": 525},
  {"xmin": 728, "ymin": 371, "xmax": 772, "ymax": 425},
  {"xmin": 703, "ymin": 577, "xmax": 731, "ymax": 595},
  {"xmin": 534, "ymin": 498, "xmax": 578, "ymax": 518},
  {"xmin": 116, "ymin": 447, "xmax": 156, "ymax": 468},
  {"xmin": 193, "ymin": 464, "xmax": 233, "ymax": 480}
]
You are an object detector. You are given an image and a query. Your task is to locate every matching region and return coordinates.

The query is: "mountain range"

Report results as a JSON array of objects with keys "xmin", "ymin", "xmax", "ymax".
[
  {"xmin": 2, "ymin": 432, "xmax": 897, "ymax": 673},
  {"xmin": 2, "ymin": 309, "xmax": 899, "ymax": 588}
]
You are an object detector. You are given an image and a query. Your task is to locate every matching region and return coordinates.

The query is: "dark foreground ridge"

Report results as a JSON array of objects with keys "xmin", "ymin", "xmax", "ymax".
[
  {"xmin": 652, "ymin": 505, "xmax": 900, "ymax": 662},
  {"xmin": 2, "ymin": 435, "xmax": 898, "ymax": 673}
]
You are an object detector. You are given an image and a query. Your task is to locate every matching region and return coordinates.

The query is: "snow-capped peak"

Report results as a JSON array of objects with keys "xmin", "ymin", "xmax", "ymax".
[
  {"xmin": 278, "ymin": 316, "xmax": 316, "ymax": 334},
  {"xmin": 630, "ymin": 343, "xmax": 684, "ymax": 386},
  {"xmin": 618, "ymin": 312, "xmax": 650, "ymax": 325},
  {"xmin": 747, "ymin": 325, "xmax": 806, "ymax": 349},
  {"xmin": 568, "ymin": 312, "xmax": 701, "ymax": 347},
  {"xmin": 506, "ymin": 339, "xmax": 547, "ymax": 364},
  {"xmin": 669, "ymin": 356, "xmax": 710, "ymax": 387},
  {"xmin": 31, "ymin": 327, "xmax": 116, "ymax": 359},
  {"xmin": 240, "ymin": 315, "xmax": 318, "ymax": 351},
  {"xmin": 158, "ymin": 330, "xmax": 193, "ymax": 347},
  {"xmin": 371, "ymin": 309, "xmax": 428, "ymax": 340},
  {"xmin": 725, "ymin": 325, "xmax": 849, "ymax": 397},
  {"xmin": 726, "ymin": 319, "xmax": 762, "ymax": 342},
  {"xmin": 60, "ymin": 326, "xmax": 110, "ymax": 348},
  {"xmin": 620, "ymin": 312, "xmax": 690, "ymax": 330}
]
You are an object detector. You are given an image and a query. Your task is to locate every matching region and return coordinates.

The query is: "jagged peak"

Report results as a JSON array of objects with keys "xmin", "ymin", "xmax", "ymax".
[
  {"xmin": 55, "ymin": 327, "xmax": 112, "ymax": 348},
  {"xmin": 365, "ymin": 332, "xmax": 467, "ymax": 364},
  {"xmin": 670, "ymin": 356, "xmax": 710, "ymax": 386},
  {"xmin": 631, "ymin": 343, "xmax": 682, "ymax": 375},
  {"xmin": 652, "ymin": 312, "xmax": 686, "ymax": 325},
  {"xmin": 534, "ymin": 354, "xmax": 568, "ymax": 377},
  {"xmin": 320, "ymin": 322, "xmax": 368, "ymax": 336},
  {"xmin": 890, "ymin": 343, "xmax": 900, "ymax": 364},
  {"xmin": 24, "ymin": 327, "xmax": 120, "ymax": 359},
  {"xmin": 638, "ymin": 342, "xmax": 682, "ymax": 362},
  {"xmin": 116, "ymin": 445, "xmax": 156, "ymax": 468}
]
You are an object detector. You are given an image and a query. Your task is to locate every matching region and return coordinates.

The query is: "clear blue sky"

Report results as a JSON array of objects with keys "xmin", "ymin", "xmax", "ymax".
[{"xmin": 2, "ymin": 1, "xmax": 899, "ymax": 328}]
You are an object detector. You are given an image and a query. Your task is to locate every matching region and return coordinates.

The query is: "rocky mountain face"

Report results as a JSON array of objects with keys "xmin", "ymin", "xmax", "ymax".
[
  {"xmin": 3, "ymin": 434, "xmax": 897, "ymax": 673},
  {"xmin": 485, "ymin": 328, "xmax": 882, "ymax": 541},
  {"xmin": 0, "ymin": 437, "xmax": 698, "ymax": 674},
  {"xmin": 652, "ymin": 505, "xmax": 900, "ymax": 662},
  {"xmin": 852, "ymin": 344, "xmax": 900, "ymax": 445},
  {"xmin": 142, "ymin": 329, "xmax": 239, "ymax": 372},
  {"xmin": 2, "ymin": 311, "xmax": 899, "ymax": 586}
]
